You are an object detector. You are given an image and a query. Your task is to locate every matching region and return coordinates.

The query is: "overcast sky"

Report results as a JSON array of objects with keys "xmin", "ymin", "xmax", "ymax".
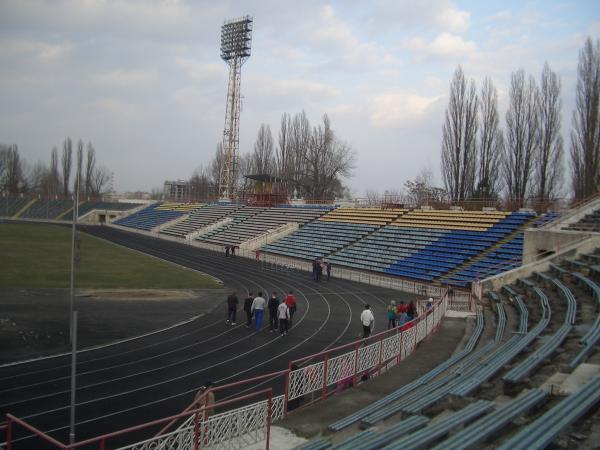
[{"xmin": 1, "ymin": 1, "xmax": 599, "ymax": 195}]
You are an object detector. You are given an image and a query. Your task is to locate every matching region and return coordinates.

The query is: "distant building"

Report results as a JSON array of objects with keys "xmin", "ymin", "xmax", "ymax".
[{"xmin": 164, "ymin": 180, "xmax": 191, "ymax": 201}]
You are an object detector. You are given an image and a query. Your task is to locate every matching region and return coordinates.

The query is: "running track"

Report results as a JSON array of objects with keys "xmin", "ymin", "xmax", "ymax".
[{"xmin": 0, "ymin": 225, "xmax": 414, "ymax": 448}]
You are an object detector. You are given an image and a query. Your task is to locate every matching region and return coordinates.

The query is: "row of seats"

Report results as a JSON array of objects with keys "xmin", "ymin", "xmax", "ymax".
[
  {"xmin": 564, "ymin": 208, "xmax": 600, "ymax": 232},
  {"xmin": 263, "ymin": 210, "xmax": 540, "ymax": 285},
  {"xmin": 0, "ymin": 197, "xmax": 31, "ymax": 217},
  {"xmin": 316, "ymin": 259, "xmax": 597, "ymax": 449},
  {"xmin": 263, "ymin": 221, "xmax": 378, "ymax": 260},
  {"xmin": 113, "ymin": 203, "xmax": 186, "ymax": 231},
  {"xmin": 319, "ymin": 208, "xmax": 405, "ymax": 226},
  {"xmin": 391, "ymin": 210, "xmax": 509, "ymax": 231},
  {"xmin": 161, "ymin": 203, "xmax": 241, "ymax": 238},
  {"xmin": 199, "ymin": 207, "xmax": 330, "ymax": 246},
  {"xmin": 0, "ymin": 197, "xmax": 141, "ymax": 220},
  {"xmin": 19, "ymin": 199, "xmax": 73, "ymax": 219},
  {"xmin": 155, "ymin": 202, "xmax": 203, "ymax": 212}
]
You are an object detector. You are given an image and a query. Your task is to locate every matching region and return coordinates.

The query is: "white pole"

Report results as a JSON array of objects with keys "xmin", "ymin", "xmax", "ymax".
[
  {"xmin": 69, "ymin": 310, "xmax": 78, "ymax": 444},
  {"xmin": 69, "ymin": 158, "xmax": 81, "ymax": 343}
]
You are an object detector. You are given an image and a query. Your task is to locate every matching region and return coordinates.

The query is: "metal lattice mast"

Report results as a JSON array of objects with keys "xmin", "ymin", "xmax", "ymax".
[{"xmin": 219, "ymin": 16, "xmax": 253, "ymax": 200}]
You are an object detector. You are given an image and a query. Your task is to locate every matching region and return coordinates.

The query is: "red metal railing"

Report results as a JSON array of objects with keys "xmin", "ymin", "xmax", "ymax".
[{"xmin": 3, "ymin": 389, "xmax": 273, "ymax": 450}]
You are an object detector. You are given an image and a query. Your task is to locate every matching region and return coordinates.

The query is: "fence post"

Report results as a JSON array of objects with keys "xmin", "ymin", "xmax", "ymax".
[
  {"xmin": 283, "ymin": 366, "xmax": 290, "ymax": 417},
  {"xmin": 194, "ymin": 410, "xmax": 200, "ymax": 450},
  {"xmin": 353, "ymin": 342, "xmax": 360, "ymax": 386},
  {"xmin": 377, "ymin": 335, "xmax": 383, "ymax": 376},
  {"xmin": 397, "ymin": 330, "xmax": 404, "ymax": 363},
  {"xmin": 6, "ymin": 417, "xmax": 12, "ymax": 450},
  {"xmin": 266, "ymin": 391, "xmax": 273, "ymax": 450},
  {"xmin": 322, "ymin": 353, "xmax": 329, "ymax": 400}
]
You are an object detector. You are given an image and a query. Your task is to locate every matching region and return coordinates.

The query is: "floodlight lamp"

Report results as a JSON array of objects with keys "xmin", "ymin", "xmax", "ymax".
[{"xmin": 220, "ymin": 16, "xmax": 253, "ymax": 62}]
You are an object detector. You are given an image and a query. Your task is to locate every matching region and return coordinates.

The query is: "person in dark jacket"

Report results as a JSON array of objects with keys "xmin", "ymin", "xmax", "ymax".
[
  {"xmin": 243, "ymin": 292, "xmax": 254, "ymax": 327},
  {"xmin": 268, "ymin": 291, "xmax": 280, "ymax": 332},
  {"xmin": 407, "ymin": 301, "xmax": 417, "ymax": 321},
  {"xmin": 226, "ymin": 290, "xmax": 238, "ymax": 325}
]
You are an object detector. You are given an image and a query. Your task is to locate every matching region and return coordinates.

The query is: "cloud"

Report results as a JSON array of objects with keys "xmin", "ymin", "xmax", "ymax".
[
  {"xmin": 94, "ymin": 98, "xmax": 149, "ymax": 121},
  {"xmin": 303, "ymin": 5, "xmax": 401, "ymax": 71},
  {"xmin": 0, "ymin": 38, "xmax": 72, "ymax": 61},
  {"xmin": 92, "ymin": 69, "xmax": 159, "ymax": 87},
  {"xmin": 368, "ymin": 91, "xmax": 442, "ymax": 128},
  {"xmin": 250, "ymin": 77, "xmax": 341, "ymax": 103},
  {"xmin": 0, "ymin": 0, "xmax": 197, "ymax": 39},
  {"xmin": 368, "ymin": 0, "xmax": 470, "ymax": 33},
  {"xmin": 401, "ymin": 32, "xmax": 476, "ymax": 60},
  {"xmin": 435, "ymin": 5, "xmax": 470, "ymax": 33},
  {"xmin": 175, "ymin": 58, "xmax": 224, "ymax": 82}
]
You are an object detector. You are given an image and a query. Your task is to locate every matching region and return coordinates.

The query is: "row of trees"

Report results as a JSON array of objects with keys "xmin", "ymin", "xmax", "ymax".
[
  {"xmin": 0, "ymin": 138, "xmax": 111, "ymax": 197},
  {"xmin": 187, "ymin": 112, "xmax": 355, "ymax": 201},
  {"xmin": 441, "ymin": 36, "xmax": 600, "ymax": 205}
]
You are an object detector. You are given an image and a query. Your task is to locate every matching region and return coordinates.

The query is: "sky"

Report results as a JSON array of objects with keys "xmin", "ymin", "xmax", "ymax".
[{"xmin": 1, "ymin": 0, "xmax": 599, "ymax": 196}]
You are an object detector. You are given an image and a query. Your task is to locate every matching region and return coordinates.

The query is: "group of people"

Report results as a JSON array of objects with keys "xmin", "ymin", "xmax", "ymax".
[
  {"xmin": 386, "ymin": 300, "xmax": 419, "ymax": 329},
  {"xmin": 226, "ymin": 290, "xmax": 297, "ymax": 336},
  {"xmin": 224, "ymin": 245, "xmax": 237, "ymax": 257},
  {"xmin": 312, "ymin": 259, "xmax": 332, "ymax": 281},
  {"xmin": 359, "ymin": 299, "xmax": 424, "ymax": 339}
]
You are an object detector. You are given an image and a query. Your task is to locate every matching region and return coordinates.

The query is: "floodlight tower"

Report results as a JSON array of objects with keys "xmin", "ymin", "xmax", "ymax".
[{"xmin": 219, "ymin": 15, "xmax": 253, "ymax": 200}]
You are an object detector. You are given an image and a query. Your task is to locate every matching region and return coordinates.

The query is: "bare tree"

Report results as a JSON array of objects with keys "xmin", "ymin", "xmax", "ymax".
[
  {"xmin": 296, "ymin": 114, "xmax": 355, "ymax": 200},
  {"xmin": 535, "ymin": 62, "xmax": 564, "ymax": 201},
  {"xmin": 237, "ymin": 152, "xmax": 254, "ymax": 195},
  {"xmin": 189, "ymin": 165, "xmax": 213, "ymax": 201},
  {"xmin": 61, "ymin": 137, "xmax": 72, "ymax": 196},
  {"xmin": 28, "ymin": 160, "xmax": 50, "ymax": 194},
  {"xmin": 0, "ymin": 144, "xmax": 9, "ymax": 190},
  {"xmin": 90, "ymin": 166, "xmax": 111, "ymax": 196},
  {"xmin": 404, "ymin": 166, "xmax": 447, "ymax": 207},
  {"xmin": 4, "ymin": 145, "xmax": 25, "ymax": 194},
  {"xmin": 475, "ymin": 77, "xmax": 504, "ymax": 199},
  {"xmin": 441, "ymin": 65, "xmax": 478, "ymax": 202},
  {"xmin": 365, "ymin": 189, "xmax": 381, "ymax": 205},
  {"xmin": 49, "ymin": 147, "xmax": 60, "ymax": 197},
  {"xmin": 73, "ymin": 140, "xmax": 84, "ymax": 197},
  {"xmin": 275, "ymin": 113, "xmax": 296, "ymax": 191},
  {"xmin": 85, "ymin": 142, "xmax": 96, "ymax": 198},
  {"xmin": 504, "ymin": 70, "xmax": 539, "ymax": 206},
  {"xmin": 287, "ymin": 111, "xmax": 312, "ymax": 192},
  {"xmin": 251, "ymin": 124, "xmax": 275, "ymax": 174},
  {"xmin": 210, "ymin": 143, "xmax": 226, "ymax": 189},
  {"xmin": 571, "ymin": 37, "xmax": 600, "ymax": 199}
]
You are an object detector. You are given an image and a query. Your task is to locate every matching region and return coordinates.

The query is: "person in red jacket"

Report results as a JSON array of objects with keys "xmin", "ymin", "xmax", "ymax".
[{"xmin": 284, "ymin": 290, "xmax": 297, "ymax": 327}]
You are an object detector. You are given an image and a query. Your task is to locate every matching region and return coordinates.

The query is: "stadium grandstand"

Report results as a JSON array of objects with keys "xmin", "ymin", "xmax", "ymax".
[
  {"xmin": 0, "ymin": 196, "xmax": 142, "ymax": 221},
  {"xmin": 2, "ymin": 193, "xmax": 600, "ymax": 450}
]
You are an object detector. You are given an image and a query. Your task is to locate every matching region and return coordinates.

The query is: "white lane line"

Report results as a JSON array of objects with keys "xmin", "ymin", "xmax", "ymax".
[
  {"xmin": 4, "ymin": 229, "xmax": 382, "ymax": 444},
  {"xmin": 9, "ymin": 248, "xmax": 325, "ymax": 419}
]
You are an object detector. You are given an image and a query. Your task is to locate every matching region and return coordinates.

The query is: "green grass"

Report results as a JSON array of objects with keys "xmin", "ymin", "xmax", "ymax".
[{"xmin": 0, "ymin": 223, "xmax": 220, "ymax": 288}]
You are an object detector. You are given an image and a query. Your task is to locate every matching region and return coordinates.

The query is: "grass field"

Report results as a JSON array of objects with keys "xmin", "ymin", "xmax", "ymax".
[{"xmin": 0, "ymin": 223, "xmax": 220, "ymax": 288}]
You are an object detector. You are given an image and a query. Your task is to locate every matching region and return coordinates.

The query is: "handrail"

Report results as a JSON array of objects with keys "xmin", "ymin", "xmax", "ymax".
[
  {"xmin": 4, "ymin": 414, "xmax": 67, "ymax": 449},
  {"xmin": 68, "ymin": 388, "xmax": 272, "ymax": 449},
  {"xmin": 156, "ymin": 368, "xmax": 290, "ymax": 438},
  {"xmin": 5, "ymin": 389, "xmax": 273, "ymax": 450}
]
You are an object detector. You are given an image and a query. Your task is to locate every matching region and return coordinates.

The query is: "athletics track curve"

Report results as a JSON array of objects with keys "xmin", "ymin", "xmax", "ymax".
[{"xmin": 0, "ymin": 225, "xmax": 416, "ymax": 448}]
